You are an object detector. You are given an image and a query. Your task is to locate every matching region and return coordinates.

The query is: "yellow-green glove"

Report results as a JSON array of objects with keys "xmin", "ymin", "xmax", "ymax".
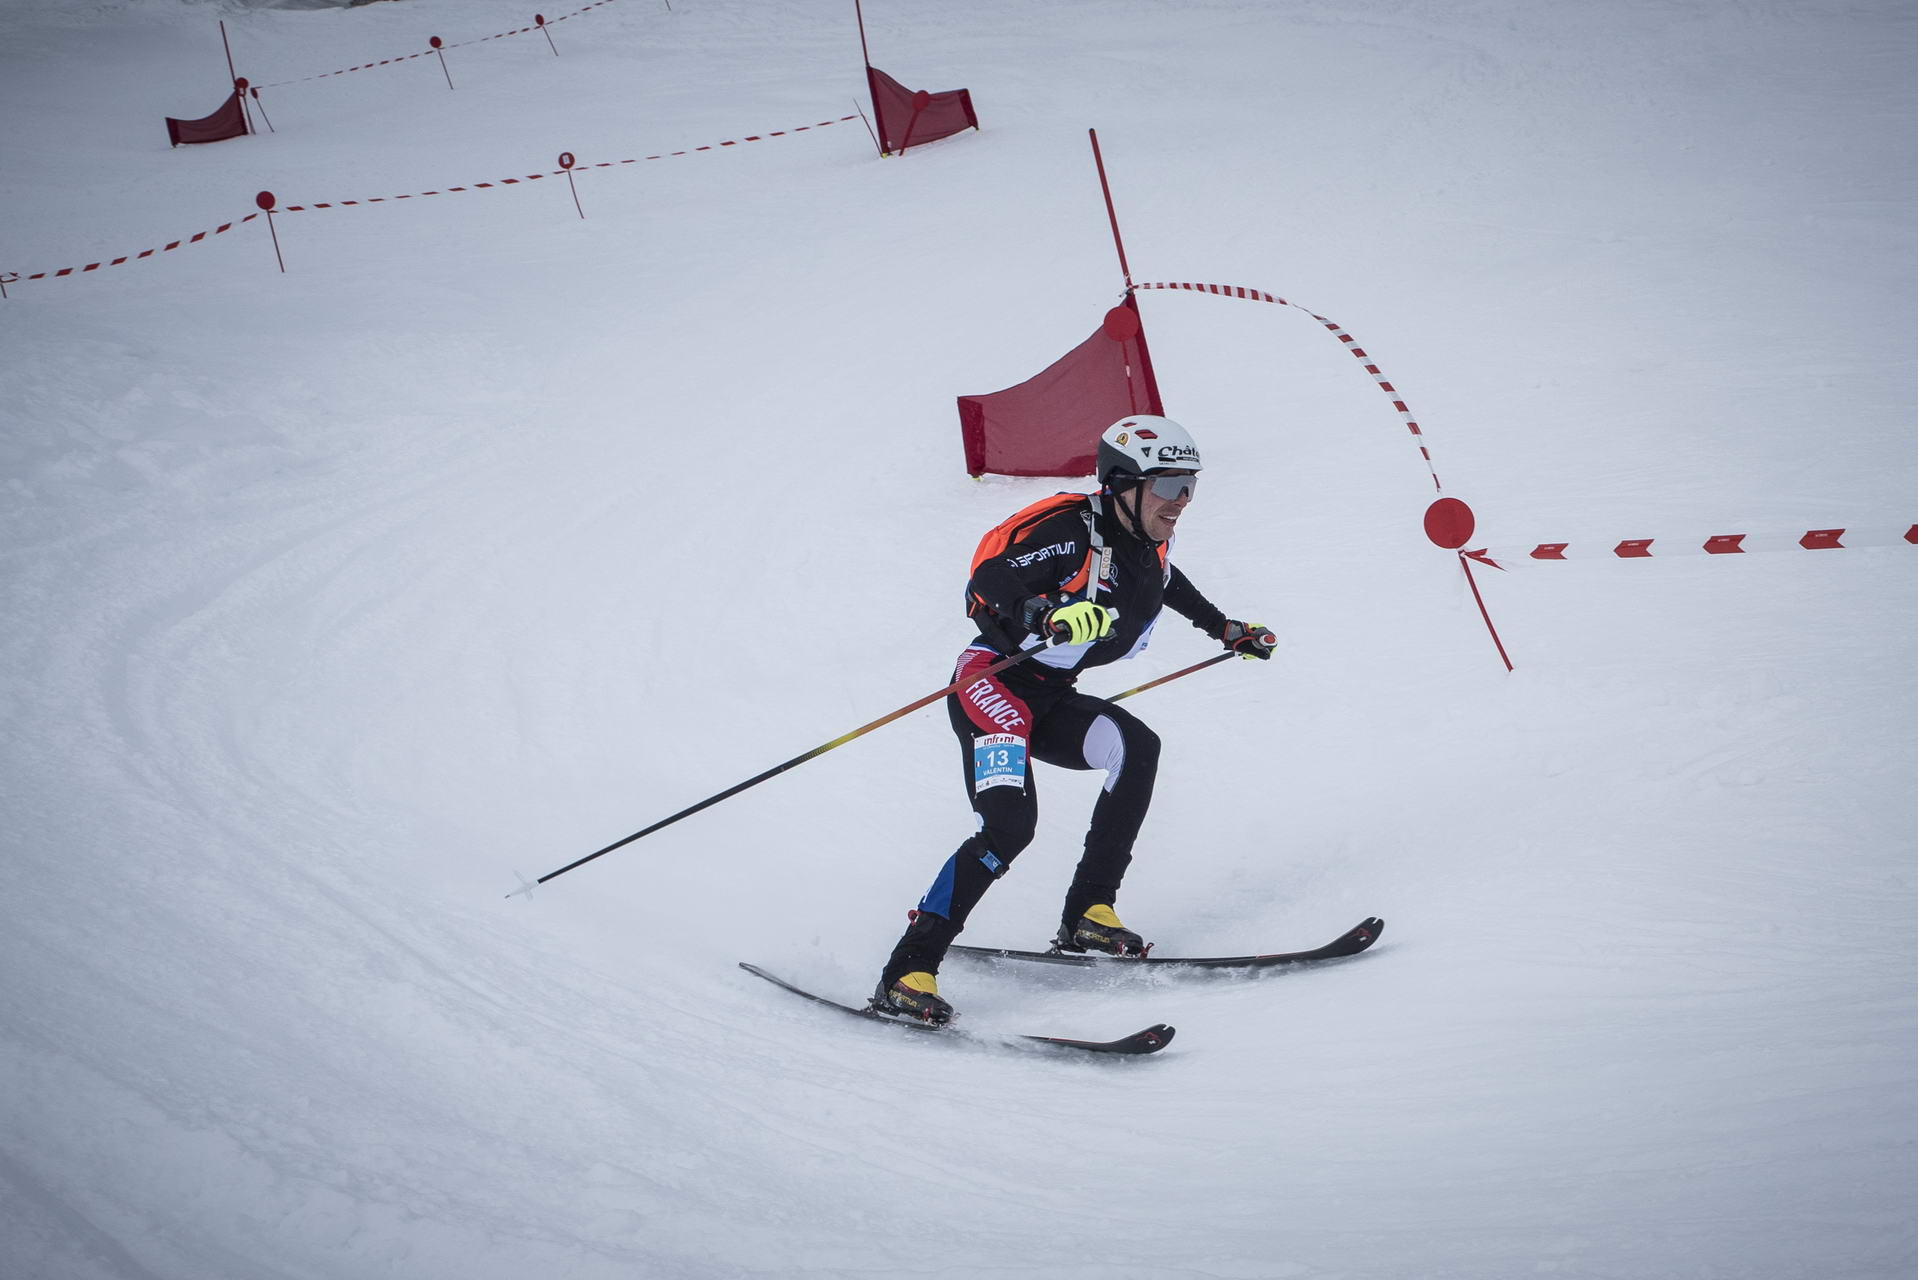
[{"xmin": 1045, "ymin": 600, "xmax": 1116, "ymax": 645}]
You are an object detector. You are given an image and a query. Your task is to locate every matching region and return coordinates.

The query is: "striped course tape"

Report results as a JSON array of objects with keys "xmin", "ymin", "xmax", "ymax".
[
  {"xmin": 275, "ymin": 117, "xmax": 858, "ymax": 212},
  {"xmin": 259, "ymin": 1, "xmax": 622, "ymax": 88},
  {"xmin": 1474, "ymin": 525, "xmax": 1918, "ymax": 565},
  {"xmin": 11, "ymin": 215, "xmax": 262, "ymax": 281},
  {"xmin": 6, "ymin": 114, "xmax": 855, "ymax": 286},
  {"xmin": 1134, "ymin": 280, "xmax": 1444, "ymax": 494}
]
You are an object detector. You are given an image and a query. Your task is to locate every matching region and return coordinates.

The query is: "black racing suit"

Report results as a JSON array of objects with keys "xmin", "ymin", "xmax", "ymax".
[{"xmin": 882, "ymin": 489, "xmax": 1229, "ymax": 986}]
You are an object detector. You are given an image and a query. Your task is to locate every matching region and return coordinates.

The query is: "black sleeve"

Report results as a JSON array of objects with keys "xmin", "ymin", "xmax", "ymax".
[
  {"xmin": 967, "ymin": 507, "xmax": 1093, "ymax": 627},
  {"xmin": 1164, "ymin": 564, "xmax": 1229, "ymax": 640}
]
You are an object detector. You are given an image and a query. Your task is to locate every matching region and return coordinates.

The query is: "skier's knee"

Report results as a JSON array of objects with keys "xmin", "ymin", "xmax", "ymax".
[
  {"xmin": 1084, "ymin": 712, "xmax": 1160, "ymax": 790},
  {"xmin": 1127, "ymin": 720, "xmax": 1161, "ymax": 774},
  {"xmin": 977, "ymin": 810, "xmax": 1037, "ymax": 860}
]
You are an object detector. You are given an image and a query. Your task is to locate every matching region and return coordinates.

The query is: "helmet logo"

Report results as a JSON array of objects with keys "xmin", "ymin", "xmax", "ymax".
[{"xmin": 1098, "ymin": 415, "xmax": 1201, "ymax": 483}]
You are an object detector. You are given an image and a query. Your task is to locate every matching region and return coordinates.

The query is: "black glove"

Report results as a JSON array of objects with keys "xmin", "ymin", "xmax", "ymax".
[{"xmin": 1221, "ymin": 620, "xmax": 1275, "ymax": 660}]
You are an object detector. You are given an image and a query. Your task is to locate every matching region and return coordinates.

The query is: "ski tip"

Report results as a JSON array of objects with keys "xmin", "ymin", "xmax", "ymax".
[
  {"xmin": 1028, "ymin": 1021, "xmax": 1177, "ymax": 1055},
  {"xmin": 1327, "ymin": 916, "xmax": 1384, "ymax": 957},
  {"xmin": 1102, "ymin": 1022, "xmax": 1176, "ymax": 1055}
]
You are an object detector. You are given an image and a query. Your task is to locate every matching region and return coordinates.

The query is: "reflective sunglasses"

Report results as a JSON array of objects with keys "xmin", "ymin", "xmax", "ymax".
[{"xmin": 1142, "ymin": 471, "xmax": 1197, "ymax": 502}]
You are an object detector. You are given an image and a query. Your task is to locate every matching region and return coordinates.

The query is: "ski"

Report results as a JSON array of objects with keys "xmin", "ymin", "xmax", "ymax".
[
  {"xmin": 737, "ymin": 963, "xmax": 1175, "ymax": 1056},
  {"xmin": 949, "ymin": 915, "xmax": 1385, "ymax": 971}
]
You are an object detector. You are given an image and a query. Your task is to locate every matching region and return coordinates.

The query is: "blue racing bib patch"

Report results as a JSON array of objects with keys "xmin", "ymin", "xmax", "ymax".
[{"xmin": 972, "ymin": 732, "xmax": 1027, "ymax": 793}]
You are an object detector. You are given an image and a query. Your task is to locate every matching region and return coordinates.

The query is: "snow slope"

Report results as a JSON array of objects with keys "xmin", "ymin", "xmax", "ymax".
[{"xmin": 3, "ymin": 1, "xmax": 1915, "ymax": 1277}]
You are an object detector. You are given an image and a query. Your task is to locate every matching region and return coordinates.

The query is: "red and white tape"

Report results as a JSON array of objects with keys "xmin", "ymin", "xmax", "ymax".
[
  {"xmin": 1137, "ymin": 284, "xmax": 1912, "ymax": 671},
  {"xmin": 273, "ymin": 116, "xmax": 858, "ymax": 211},
  {"xmin": 1134, "ymin": 281, "xmax": 1445, "ymax": 495},
  {"xmin": 1132, "ymin": 281, "xmax": 1520, "ymax": 666},
  {"xmin": 260, "ymin": 1, "xmax": 622, "ymax": 88},
  {"xmin": 6, "ymin": 114, "xmax": 855, "ymax": 287},
  {"xmin": 1472, "ymin": 525, "xmax": 1918, "ymax": 566},
  {"xmin": 10, "ymin": 215, "xmax": 263, "ymax": 282}
]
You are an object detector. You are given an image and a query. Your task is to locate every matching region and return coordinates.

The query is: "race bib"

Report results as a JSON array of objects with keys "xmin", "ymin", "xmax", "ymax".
[{"xmin": 972, "ymin": 732, "xmax": 1027, "ymax": 793}]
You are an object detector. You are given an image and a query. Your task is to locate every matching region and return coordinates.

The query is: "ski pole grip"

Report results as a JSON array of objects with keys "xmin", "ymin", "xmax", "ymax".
[{"xmin": 1046, "ymin": 606, "xmax": 1120, "ymax": 642}]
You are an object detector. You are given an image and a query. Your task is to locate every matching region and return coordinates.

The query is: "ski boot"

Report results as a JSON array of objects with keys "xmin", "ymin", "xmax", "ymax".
[
  {"xmin": 871, "ymin": 971, "xmax": 955, "ymax": 1026},
  {"xmin": 1055, "ymin": 904, "xmax": 1150, "ymax": 957}
]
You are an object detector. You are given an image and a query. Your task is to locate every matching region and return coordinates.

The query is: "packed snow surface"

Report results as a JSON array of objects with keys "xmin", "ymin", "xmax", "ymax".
[{"xmin": 3, "ymin": 1, "xmax": 1915, "ymax": 1277}]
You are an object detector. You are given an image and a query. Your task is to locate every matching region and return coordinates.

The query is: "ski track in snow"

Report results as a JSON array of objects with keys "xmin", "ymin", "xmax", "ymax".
[{"xmin": 3, "ymin": 1, "xmax": 1916, "ymax": 1277}]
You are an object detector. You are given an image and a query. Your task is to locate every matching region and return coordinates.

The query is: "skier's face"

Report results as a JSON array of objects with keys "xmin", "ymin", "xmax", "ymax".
[{"xmin": 1134, "ymin": 471, "xmax": 1195, "ymax": 542}]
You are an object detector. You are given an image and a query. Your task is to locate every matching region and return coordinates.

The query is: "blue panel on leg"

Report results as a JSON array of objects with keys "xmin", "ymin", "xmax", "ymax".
[{"xmin": 917, "ymin": 854, "xmax": 959, "ymax": 918}]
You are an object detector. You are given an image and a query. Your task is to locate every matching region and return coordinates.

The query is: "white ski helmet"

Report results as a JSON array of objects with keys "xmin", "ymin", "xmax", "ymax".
[{"xmin": 1096, "ymin": 415, "xmax": 1203, "ymax": 485}]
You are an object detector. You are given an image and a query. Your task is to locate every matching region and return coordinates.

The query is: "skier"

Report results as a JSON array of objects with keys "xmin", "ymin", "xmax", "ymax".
[{"xmin": 874, "ymin": 415, "xmax": 1275, "ymax": 1024}]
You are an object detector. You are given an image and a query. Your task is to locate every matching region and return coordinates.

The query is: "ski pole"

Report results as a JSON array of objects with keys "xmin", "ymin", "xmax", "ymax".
[
  {"xmin": 1107, "ymin": 651, "xmax": 1236, "ymax": 702},
  {"xmin": 509, "ymin": 622, "xmax": 1101, "ymax": 897},
  {"xmin": 1107, "ymin": 627, "xmax": 1277, "ymax": 703}
]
